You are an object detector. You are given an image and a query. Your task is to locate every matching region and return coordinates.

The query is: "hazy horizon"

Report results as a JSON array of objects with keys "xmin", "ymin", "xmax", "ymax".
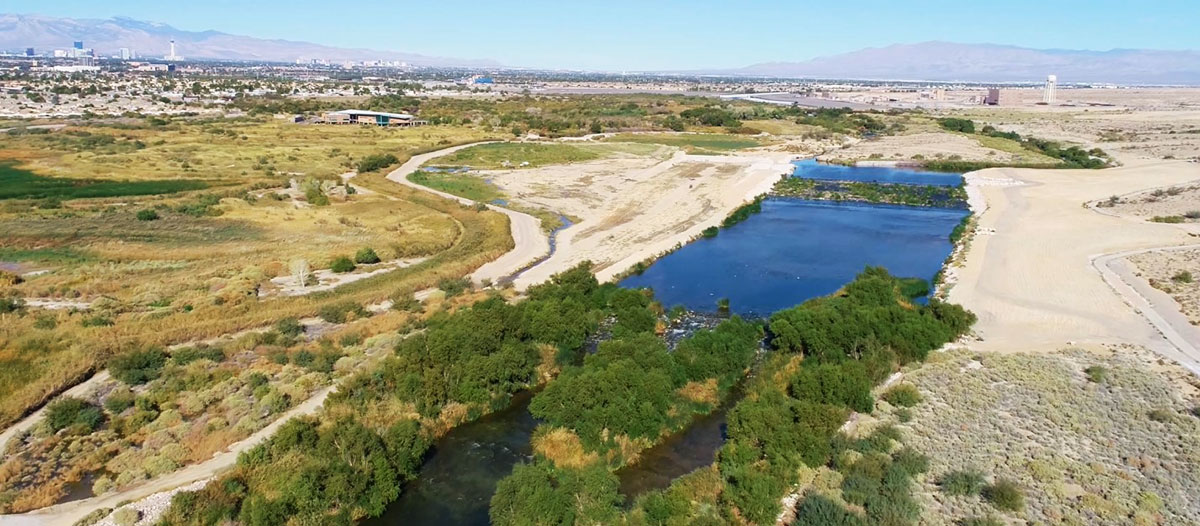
[{"xmin": 5, "ymin": 0, "xmax": 1199, "ymax": 70}]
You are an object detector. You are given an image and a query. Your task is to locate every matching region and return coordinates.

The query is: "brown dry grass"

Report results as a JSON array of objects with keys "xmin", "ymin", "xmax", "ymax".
[
  {"xmin": 533, "ymin": 427, "xmax": 600, "ymax": 469},
  {"xmin": 676, "ymin": 378, "xmax": 720, "ymax": 405}
]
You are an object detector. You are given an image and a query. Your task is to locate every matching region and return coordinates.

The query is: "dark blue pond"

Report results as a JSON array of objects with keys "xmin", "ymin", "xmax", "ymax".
[
  {"xmin": 619, "ymin": 198, "xmax": 968, "ymax": 316},
  {"xmin": 791, "ymin": 159, "xmax": 962, "ymax": 186}
]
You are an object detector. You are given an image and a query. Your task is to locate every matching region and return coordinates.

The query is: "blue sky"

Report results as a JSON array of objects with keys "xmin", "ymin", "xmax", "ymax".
[{"xmin": 8, "ymin": 0, "xmax": 1199, "ymax": 70}]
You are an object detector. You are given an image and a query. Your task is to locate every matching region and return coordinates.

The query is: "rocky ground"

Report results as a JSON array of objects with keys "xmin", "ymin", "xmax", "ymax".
[{"xmin": 894, "ymin": 348, "xmax": 1200, "ymax": 526}]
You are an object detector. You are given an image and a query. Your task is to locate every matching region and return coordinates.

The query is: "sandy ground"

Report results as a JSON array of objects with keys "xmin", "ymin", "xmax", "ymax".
[
  {"xmin": 817, "ymin": 132, "xmax": 1023, "ymax": 164},
  {"xmin": 1127, "ymin": 247, "xmax": 1200, "ymax": 326},
  {"xmin": 1101, "ymin": 182, "xmax": 1200, "ymax": 221},
  {"xmin": 946, "ymin": 158, "xmax": 1200, "ymax": 374},
  {"xmin": 385, "ymin": 143, "xmax": 551, "ymax": 287},
  {"xmin": 491, "ymin": 146, "xmax": 794, "ymax": 287}
]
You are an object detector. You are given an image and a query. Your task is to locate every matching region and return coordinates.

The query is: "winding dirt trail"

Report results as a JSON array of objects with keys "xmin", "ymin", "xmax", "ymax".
[{"xmin": 385, "ymin": 142, "xmax": 550, "ymax": 287}]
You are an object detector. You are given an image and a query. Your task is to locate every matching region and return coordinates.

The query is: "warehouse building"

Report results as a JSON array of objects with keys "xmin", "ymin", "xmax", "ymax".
[{"xmin": 321, "ymin": 109, "xmax": 426, "ymax": 126}]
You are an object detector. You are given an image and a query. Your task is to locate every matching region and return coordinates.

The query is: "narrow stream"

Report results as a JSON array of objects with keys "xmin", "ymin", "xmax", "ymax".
[{"xmin": 362, "ymin": 392, "xmax": 537, "ymax": 526}]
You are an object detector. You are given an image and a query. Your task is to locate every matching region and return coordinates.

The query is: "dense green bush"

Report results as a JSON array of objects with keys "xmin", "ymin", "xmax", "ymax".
[
  {"xmin": 136, "ymin": 208, "xmax": 160, "ymax": 221},
  {"xmin": 939, "ymin": 469, "xmax": 987, "ymax": 496},
  {"xmin": 44, "ymin": 397, "xmax": 104, "ymax": 433},
  {"xmin": 982, "ymin": 479, "xmax": 1025, "ymax": 511},
  {"xmin": 170, "ymin": 345, "xmax": 225, "ymax": 365},
  {"xmin": 938, "ymin": 118, "xmax": 976, "ymax": 133},
  {"xmin": 491, "ymin": 461, "xmax": 620, "ymax": 526},
  {"xmin": 1084, "ymin": 365, "xmax": 1108, "ymax": 383},
  {"xmin": 357, "ymin": 153, "xmax": 399, "ymax": 173},
  {"xmin": 882, "ymin": 384, "xmax": 922, "ymax": 408},
  {"xmin": 770, "ymin": 267, "xmax": 975, "ymax": 363},
  {"xmin": 274, "ymin": 317, "xmax": 304, "ymax": 337},
  {"xmin": 109, "ymin": 348, "xmax": 168, "ymax": 385},
  {"xmin": 354, "ymin": 247, "xmax": 381, "ymax": 264},
  {"xmin": 318, "ymin": 301, "xmax": 366, "ymax": 323},
  {"xmin": 437, "ymin": 276, "xmax": 472, "ymax": 297},
  {"xmin": 789, "ymin": 361, "xmax": 874, "ymax": 413},
  {"xmin": 329, "ymin": 256, "xmax": 356, "ymax": 273},
  {"xmin": 791, "ymin": 495, "xmax": 866, "ymax": 526}
]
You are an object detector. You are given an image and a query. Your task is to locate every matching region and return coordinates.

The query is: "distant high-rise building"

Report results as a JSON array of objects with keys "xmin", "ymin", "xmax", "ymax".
[
  {"xmin": 165, "ymin": 39, "xmax": 183, "ymax": 61},
  {"xmin": 25, "ymin": 47, "xmax": 35, "ymax": 57},
  {"xmin": 1043, "ymin": 74, "xmax": 1057, "ymax": 104},
  {"xmin": 119, "ymin": 48, "xmax": 132, "ymax": 60},
  {"xmin": 73, "ymin": 41, "xmax": 83, "ymax": 50}
]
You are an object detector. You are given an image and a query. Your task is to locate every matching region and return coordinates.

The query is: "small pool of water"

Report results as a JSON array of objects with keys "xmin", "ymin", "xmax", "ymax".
[
  {"xmin": 620, "ymin": 198, "xmax": 968, "ymax": 316},
  {"xmin": 791, "ymin": 159, "xmax": 962, "ymax": 186}
]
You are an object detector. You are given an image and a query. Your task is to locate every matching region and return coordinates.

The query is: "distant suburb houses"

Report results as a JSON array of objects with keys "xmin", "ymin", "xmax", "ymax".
[{"xmin": 320, "ymin": 109, "xmax": 427, "ymax": 126}]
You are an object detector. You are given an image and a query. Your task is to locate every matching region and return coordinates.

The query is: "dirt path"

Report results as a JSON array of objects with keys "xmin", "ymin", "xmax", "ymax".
[
  {"xmin": 385, "ymin": 143, "xmax": 550, "ymax": 288},
  {"xmin": 947, "ymin": 158, "xmax": 1200, "ymax": 372},
  {"xmin": 1093, "ymin": 246, "xmax": 1200, "ymax": 375}
]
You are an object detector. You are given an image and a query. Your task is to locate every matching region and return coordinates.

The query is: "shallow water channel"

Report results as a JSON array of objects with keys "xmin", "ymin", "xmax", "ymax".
[{"xmin": 369, "ymin": 163, "xmax": 968, "ymax": 523}]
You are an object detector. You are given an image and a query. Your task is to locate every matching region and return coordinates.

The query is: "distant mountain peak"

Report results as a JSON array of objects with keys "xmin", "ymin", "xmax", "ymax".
[{"xmin": 0, "ymin": 13, "xmax": 501, "ymax": 67}]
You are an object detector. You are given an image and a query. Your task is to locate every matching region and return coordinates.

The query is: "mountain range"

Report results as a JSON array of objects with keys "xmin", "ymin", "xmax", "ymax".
[
  {"xmin": 3, "ymin": 14, "xmax": 1199, "ymax": 84},
  {"xmin": 727, "ymin": 42, "xmax": 1200, "ymax": 84},
  {"xmin": 0, "ymin": 13, "xmax": 500, "ymax": 67}
]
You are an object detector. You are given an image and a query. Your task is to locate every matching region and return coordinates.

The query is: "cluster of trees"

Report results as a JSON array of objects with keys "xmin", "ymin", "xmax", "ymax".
[
  {"xmin": 798, "ymin": 108, "xmax": 890, "ymax": 136},
  {"xmin": 158, "ymin": 264, "xmax": 632, "ymax": 525},
  {"xmin": 491, "ymin": 316, "xmax": 763, "ymax": 525},
  {"xmin": 721, "ymin": 196, "xmax": 765, "ymax": 229},
  {"xmin": 708, "ymin": 267, "xmax": 973, "ymax": 524},
  {"xmin": 530, "ymin": 316, "xmax": 762, "ymax": 457}
]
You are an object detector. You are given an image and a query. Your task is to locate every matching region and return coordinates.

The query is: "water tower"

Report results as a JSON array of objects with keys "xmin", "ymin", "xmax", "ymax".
[{"xmin": 1043, "ymin": 75, "xmax": 1057, "ymax": 104}]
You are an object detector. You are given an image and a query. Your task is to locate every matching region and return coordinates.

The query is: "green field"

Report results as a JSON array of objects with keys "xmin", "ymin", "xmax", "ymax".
[
  {"xmin": 425, "ymin": 142, "xmax": 600, "ymax": 170},
  {"xmin": 604, "ymin": 133, "xmax": 764, "ymax": 153},
  {"xmin": 408, "ymin": 170, "xmax": 506, "ymax": 203},
  {"xmin": 0, "ymin": 163, "xmax": 210, "ymax": 200}
]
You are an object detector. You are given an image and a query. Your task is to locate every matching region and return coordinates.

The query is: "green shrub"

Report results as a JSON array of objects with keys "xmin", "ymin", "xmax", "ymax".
[
  {"xmin": 81, "ymin": 315, "xmax": 114, "ymax": 327},
  {"xmin": 1172, "ymin": 270, "xmax": 1194, "ymax": 283},
  {"xmin": 171, "ymin": 345, "xmax": 225, "ymax": 365},
  {"xmin": 438, "ymin": 276, "xmax": 472, "ymax": 297},
  {"xmin": 701, "ymin": 226, "xmax": 719, "ymax": 238},
  {"xmin": 390, "ymin": 291, "xmax": 423, "ymax": 313},
  {"xmin": 1084, "ymin": 365, "xmax": 1108, "ymax": 383},
  {"xmin": 1148, "ymin": 408, "xmax": 1175, "ymax": 423},
  {"xmin": 791, "ymin": 495, "xmax": 865, "ymax": 526},
  {"xmin": 318, "ymin": 301, "xmax": 365, "ymax": 323},
  {"xmin": 0, "ymin": 296, "xmax": 25, "ymax": 314},
  {"xmin": 982, "ymin": 479, "xmax": 1024, "ymax": 511},
  {"xmin": 109, "ymin": 348, "xmax": 168, "ymax": 385},
  {"xmin": 959, "ymin": 517, "xmax": 1003, "ymax": 526},
  {"xmin": 45, "ymin": 397, "xmax": 105, "ymax": 433},
  {"xmin": 895, "ymin": 408, "xmax": 912, "ymax": 422},
  {"xmin": 275, "ymin": 317, "xmax": 304, "ymax": 337},
  {"xmin": 112, "ymin": 507, "xmax": 140, "ymax": 526},
  {"xmin": 938, "ymin": 118, "xmax": 976, "ymax": 133},
  {"xmin": 882, "ymin": 384, "xmax": 922, "ymax": 408},
  {"xmin": 939, "ymin": 469, "xmax": 987, "ymax": 496},
  {"xmin": 1150, "ymin": 215, "xmax": 1184, "ymax": 223},
  {"xmin": 354, "ymin": 247, "xmax": 381, "ymax": 264},
  {"xmin": 357, "ymin": 153, "xmax": 399, "ymax": 172},
  {"xmin": 329, "ymin": 256, "xmax": 356, "ymax": 273},
  {"xmin": 1184, "ymin": 210, "xmax": 1200, "ymax": 219},
  {"xmin": 103, "ymin": 388, "xmax": 137, "ymax": 414},
  {"xmin": 136, "ymin": 209, "xmax": 160, "ymax": 221}
]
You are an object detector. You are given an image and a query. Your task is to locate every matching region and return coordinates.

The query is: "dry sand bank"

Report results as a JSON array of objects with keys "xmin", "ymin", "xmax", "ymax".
[
  {"xmin": 947, "ymin": 159, "xmax": 1200, "ymax": 372},
  {"xmin": 485, "ymin": 147, "xmax": 794, "ymax": 287}
]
